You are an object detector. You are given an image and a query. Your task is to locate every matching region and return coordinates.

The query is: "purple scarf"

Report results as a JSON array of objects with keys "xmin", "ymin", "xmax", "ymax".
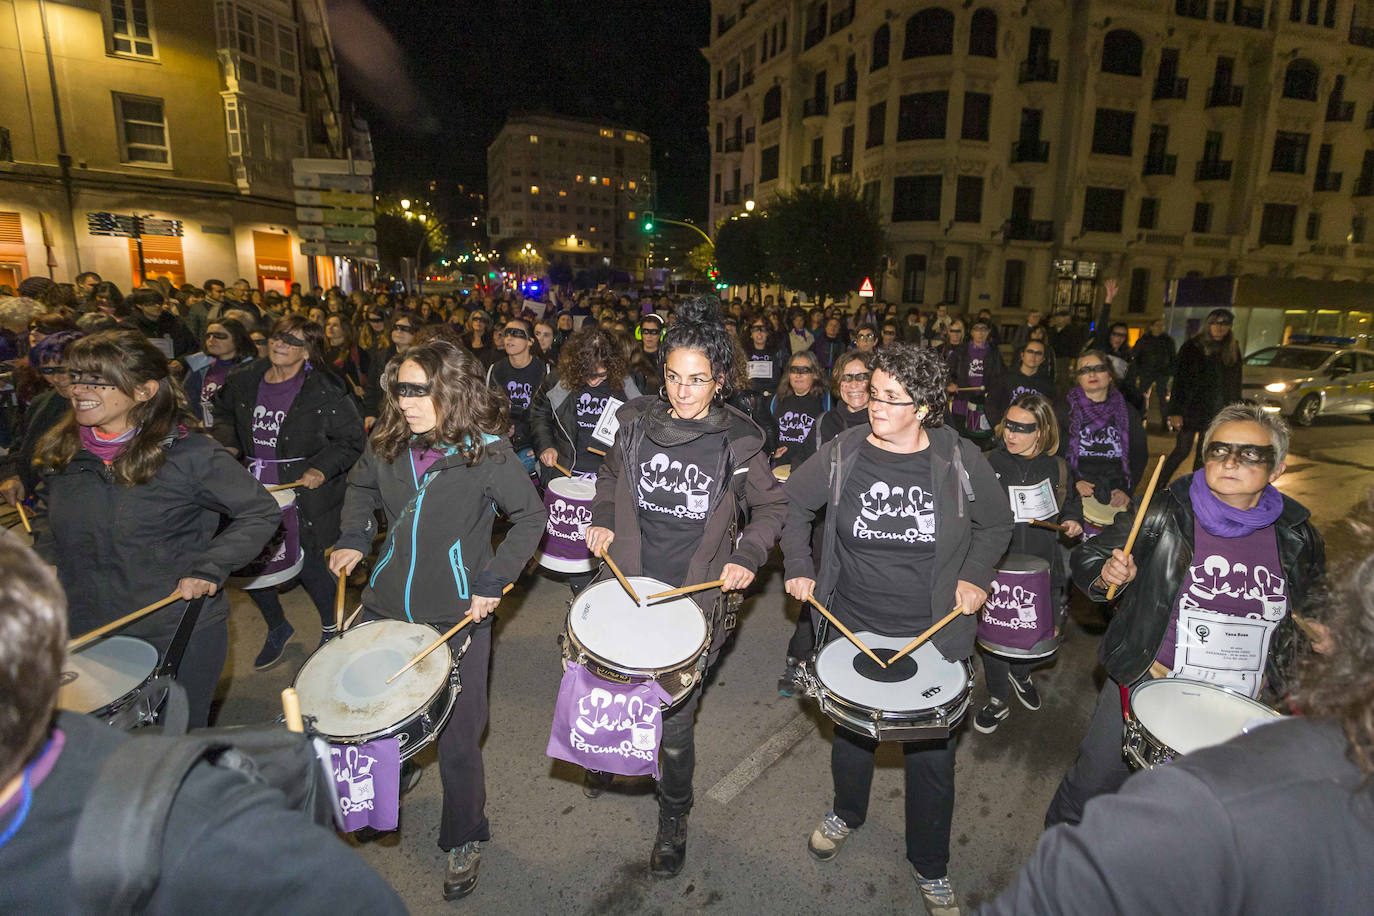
[
  {"xmin": 1066, "ymin": 386, "xmax": 1131, "ymax": 483},
  {"xmin": 1189, "ymin": 470, "xmax": 1284, "ymax": 537},
  {"xmin": 79, "ymin": 424, "xmax": 136, "ymax": 464}
]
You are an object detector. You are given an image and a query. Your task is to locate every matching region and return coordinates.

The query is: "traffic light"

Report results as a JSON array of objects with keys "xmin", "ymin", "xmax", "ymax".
[{"xmin": 642, "ymin": 211, "xmax": 654, "ymax": 233}]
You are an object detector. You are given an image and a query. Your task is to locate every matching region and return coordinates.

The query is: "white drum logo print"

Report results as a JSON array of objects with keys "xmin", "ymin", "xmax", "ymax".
[
  {"xmin": 636, "ymin": 452, "xmax": 714, "ymax": 520},
  {"xmin": 852, "ymin": 481, "xmax": 935, "ymax": 543}
]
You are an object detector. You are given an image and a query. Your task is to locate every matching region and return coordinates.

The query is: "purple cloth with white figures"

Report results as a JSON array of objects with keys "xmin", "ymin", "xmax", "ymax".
[
  {"xmin": 330, "ymin": 738, "xmax": 401, "ymax": 832},
  {"xmin": 251, "ymin": 372, "xmax": 306, "ymax": 485},
  {"xmin": 539, "ymin": 477, "xmax": 596, "ymax": 564},
  {"xmin": 547, "ymin": 663, "xmax": 673, "ymax": 778},
  {"xmin": 978, "ymin": 563, "xmax": 1054, "ymax": 651}
]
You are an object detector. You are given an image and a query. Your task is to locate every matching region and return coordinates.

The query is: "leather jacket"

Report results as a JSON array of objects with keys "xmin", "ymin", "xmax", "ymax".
[{"xmin": 1072, "ymin": 475, "xmax": 1325, "ymax": 700}]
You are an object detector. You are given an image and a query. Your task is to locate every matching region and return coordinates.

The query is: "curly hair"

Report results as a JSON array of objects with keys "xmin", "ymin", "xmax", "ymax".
[
  {"xmin": 660, "ymin": 297, "xmax": 738, "ymax": 394},
  {"xmin": 370, "ymin": 338, "xmax": 509, "ymax": 464},
  {"xmin": 829, "ymin": 349, "xmax": 875, "ymax": 397},
  {"xmin": 868, "ymin": 342, "xmax": 948, "ymax": 427},
  {"xmin": 557, "ymin": 324, "xmax": 628, "ymax": 391}
]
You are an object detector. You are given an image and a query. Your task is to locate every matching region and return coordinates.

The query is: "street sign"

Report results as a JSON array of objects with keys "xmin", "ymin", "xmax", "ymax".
[
  {"xmin": 86, "ymin": 212, "xmax": 183, "ymax": 238},
  {"xmin": 298, "ymin": 224, "xmax": 376, "ymax": 243},
  {"xmin": 301, "ymin": 241, "xmax": 378, "ymax": 259},
  {"xmin": 293, "ymin": 172, "xmax": 374, "ymax": 193},
  {"xmin": 292, "ymin": 157, "xmax": 373, "ymax": 176},
  {"xmin": 859, "ymin": 277, "xmax": 874, "ymax": 298},
  {"xmin": 293, "ymin": 189, "xmax": 373, "ymax": 209},
  {"xmin": 295, "ymin": 207, "xmax": 375, "ymax": 227}
]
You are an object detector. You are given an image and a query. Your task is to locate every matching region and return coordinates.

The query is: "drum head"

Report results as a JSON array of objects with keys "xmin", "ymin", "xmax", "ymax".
[
  {"xmin": 547, "ymin": 476, "xmax": 597, "ymax": 501},
  {"xmin": 1131, "ymin": 678, "xmax": 1280, "ymax": 756},
  {"xmin": 772, "ymin": 464, "xmax": 791, "ymax": 482},
  {"xmin": 293, "ymin": 620, "xmax": 452, "ymax": 739},
  {"xmin": 996, "ymin": 553, "xmax": 1051, "ymax": 574},
  {"xmin": 1082, "ymin": 497, "xmax": 1119, "ymax": 529},
  {"xmin": 569, "ymin": 577, "xmax": 708, "ymax": 670},
  {"xmin": 59, "ymin": 636, "xmax": 159, "ymax": 714},
  {"xmin": 815, "ymin": 634, "xmax": 968, "ymax": 712},
  {"xmin": 270, "ymin": 488, "xmax": 296, "ymax": 509}
]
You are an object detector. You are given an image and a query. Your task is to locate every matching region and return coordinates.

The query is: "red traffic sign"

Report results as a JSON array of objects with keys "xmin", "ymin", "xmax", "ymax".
[{"xmin": 858, "ymin": 277, "xmax": 874, "ymax": 297}]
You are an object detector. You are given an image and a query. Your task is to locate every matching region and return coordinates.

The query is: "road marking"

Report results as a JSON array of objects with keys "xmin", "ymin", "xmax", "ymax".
[{"xmin": 706, "ymin": 710, "xmax": 815, "ymax": 805}]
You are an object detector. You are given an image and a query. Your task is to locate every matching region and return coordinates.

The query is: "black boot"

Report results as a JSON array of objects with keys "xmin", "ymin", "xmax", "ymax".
[{"xmin": 649, "ymin": 812, "xmax": 687, "ymax": 877}]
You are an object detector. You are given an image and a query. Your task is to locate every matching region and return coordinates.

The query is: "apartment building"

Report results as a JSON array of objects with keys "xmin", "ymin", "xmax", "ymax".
[{"xmin": 705, "ymin": 0, "xmax": 1374, "ymax": 348}]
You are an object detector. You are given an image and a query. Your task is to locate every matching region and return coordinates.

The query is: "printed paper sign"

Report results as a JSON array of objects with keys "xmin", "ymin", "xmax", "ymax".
[
  {"xmin": 591, "ymin": 396, "xmax": 625, "ymax": 447},
  {"xmin": 1009, "ymin": 479, "xmax": 1058, "ymax": 523}
]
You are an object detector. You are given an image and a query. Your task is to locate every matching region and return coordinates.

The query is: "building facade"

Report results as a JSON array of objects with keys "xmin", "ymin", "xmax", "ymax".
[
  {"xmin": 0, "ymin": 0, "xmax": 367, "ymax": 293},
  {"xmin": 705, "ymin": 0, "xmax": 1374, "ymax": 346},
  {"xmin": 487, "ymin": 113, "xmax": 653, "ymax": 278}
]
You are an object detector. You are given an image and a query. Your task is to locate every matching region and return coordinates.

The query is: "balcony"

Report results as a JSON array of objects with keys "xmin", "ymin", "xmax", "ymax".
[
  {"xmin": 833, "ymin": 80, "xmax": 858, "ymax": 105},
  {"xmin": 1153, "ymin": 77, "xmax": 1188, "ymax": 101},
  {"xmin": 1327, "ymin": 100, "xmax": 1355, "ymax": 122},
  {"xmin": 745, "ymin": 126, "xmax": 755, "ymax": 144},
  {"xmin": 743, "ymin": 182, "xmax": 754, "ymax": 199},
  {"xmin": 1176, "ymin": 0, "xmax": 1208, "ymax": 19},
  {"xmin": 1354, "ymin": 176, "xmax": 1374, "ymax": 196},
  {"xmin": 1011, "ymin": 139, "xmax": 1050, "ymax": 163},
  {"xmin": 830, "ymin": 154, "xmax": 853, "ymax": 175},
  {"xmin": 1314, "ymin": 171, "xmax": 1343, "ymax": 192},
  {"xmin": 804, "ymin": 22, "xmax": 827, "ymax": 50},
  {"xmin": 722, "ymin": 188, "xmax": 742, "ymax": 206},
  {"xmin": 717, "ymin": 12, "xmax": 737, "ymax": 36},
  {"xmin": 830, "ymin": 6, "xmax": 854, "ymax": 32},
  {"xmin": 1018, "ymin": 58, "xmax": 1059, "ymax": 84},
  {"xmin": 1196, "ymin": 159, "xmax": 1234, "ymax": 181},
  {"xmin": 1234, "ymin": 4, "xmax": 1264, "ymax": 27},
  {"xmin": 1006, "ymin": 218, "xmax": 1054, "ymax": 242},
  {"xmin": 1206, "ymin": 85, "xmax": 1244, "ymax": 108},
  {"xmin": 1351, "ymin": 24, "xmax": 1374, "ymax": 47},
  {"xmin": 802, "ymin": 96, "xmax": 829, "ymax": 119},
  {"xmin": 1142, "ymin": 153, "xmax": 1177, "ymax": 176},
  {"xmin": 723, "ymin": 79, "xmax": 740, "ymax": 98},
  {"xmin": 723, "ymin": 136, "xmax": 744, "ymax": 153},
  {"xmin": 799, "ymin": 163, "xmax": 826, "ymax": 184}
]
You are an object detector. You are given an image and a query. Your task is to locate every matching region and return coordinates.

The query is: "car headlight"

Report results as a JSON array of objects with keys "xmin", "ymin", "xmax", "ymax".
[{"xmin": 1264, "ymin": 382, "xmax": 1289, "ymax": 393}]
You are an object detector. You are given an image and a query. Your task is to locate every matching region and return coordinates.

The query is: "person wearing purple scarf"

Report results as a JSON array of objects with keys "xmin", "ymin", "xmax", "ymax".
[
  {"xmin": 1044, "ymin": 403, "xmax": 1326, "ymax": 827},
  {"xmin": 1059, "ymin": 350, "xmax": 1148, "ymax": 529}
]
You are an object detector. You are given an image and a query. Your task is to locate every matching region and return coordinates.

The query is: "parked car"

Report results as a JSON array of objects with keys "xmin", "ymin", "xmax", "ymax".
[{"xmin": 1241, "ymin": 344, "xmax": 1374, "ymax": 425}]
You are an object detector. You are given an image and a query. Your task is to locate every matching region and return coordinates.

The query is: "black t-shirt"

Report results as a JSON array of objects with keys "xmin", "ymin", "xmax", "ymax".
[
  {"xmin": 492, "ymin": 357, "xmax": 547, "ymax": 449},
  {"xmin": 633, "ymin": 425, "xmax": 728, "ymax": 587},
  {"xmin": 572, "ymin": 381, "xmax": 615, "ymax": 473},
  {"xmin": 745, "ymin": 347, "xmax": 779, "ymax": 395},
  {"xmin": 773, "ymin": 391, "xmax": 826, "ymax": 465},
  {"xmin": 833, "ymin": 442, "xmax": 937, "ymax": 636}
]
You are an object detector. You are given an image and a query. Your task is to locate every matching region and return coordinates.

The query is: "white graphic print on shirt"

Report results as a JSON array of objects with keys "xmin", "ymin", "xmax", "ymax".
[
  {"xmin": 576, "ymin": 392, "xmax": 609, "ymax": 432},
  {"xmin": 776, "ymin": 410, "xmax": 817, "ymax": 445},
  {"xmin": 505, "ymin": 380, "xmax": 533, "ymax": 411},
  {"xmin": 852, "ymin": 481, "xmax": 936, "ymax": 543},
  {"xmin": 636, "ymin": 452, "xmax": 714, "ymax": 519},
  {"xmin": 1076, "ymin": 423, "xmax": 1124, "ymax": 460}
]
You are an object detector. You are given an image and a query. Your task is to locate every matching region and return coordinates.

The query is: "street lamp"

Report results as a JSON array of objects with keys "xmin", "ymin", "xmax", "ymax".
[
  {"xmin": 401, "ymin": 199, "xmax": 411, "ymax": 211},
  {"xmin": 745, "ymin": 199, "xmax": 756, "ymax": 212}
]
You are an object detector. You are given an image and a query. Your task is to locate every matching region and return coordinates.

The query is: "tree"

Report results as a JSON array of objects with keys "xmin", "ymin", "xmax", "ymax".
[
  {"xmin": 685, "ymin": 241, "xmax": 715, "ymax": 280},
  {"xmin": 713, "ymin": 214, "xmax": 771, "ymax": 295},
  {"xmin": 763, "ymin": 184, "xmax": 885, "ymax": 303}
]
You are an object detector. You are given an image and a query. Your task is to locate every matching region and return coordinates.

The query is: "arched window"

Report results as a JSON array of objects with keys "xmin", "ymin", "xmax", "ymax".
[
  {"xmin": 1100, "ymin": 29, "xmax": 1143, "ymax": 76},
  {"xmin": 762, "ymin": 85, "xmax": 782, "ymax": 122},
  {"xmin": 872, "ymin": 23, "xmax": 890, "ymax": 71},
  {"xmin": 969, "ymin": 9, "xmax": 998, "ymax": 58},
  {"xmin": 904, "ymin": 8, "xmax": 955, "ymax": 59},
  {"xmin": 1282, "ymin": 59, "xmax": 1319, "ymax": 100}
]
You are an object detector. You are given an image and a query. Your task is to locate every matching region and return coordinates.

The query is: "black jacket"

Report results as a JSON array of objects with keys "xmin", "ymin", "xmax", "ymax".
[
  {"xmin": 1131, "ymin": 330, "xmax": 1177, "ymax": 377},
  {"xmin": 123, "ymin": 311, "xmax": 198, "ymax": 359},
  {"xmin": 528, "ymin": 370, "xmax": 643, "ymax": 482},
  {"xmin": 1169, "ymin": 337, "xmax": 1243, "ymax": 428},
  {"xmin": 41, "ymin": 428, "xmax": 279, "ymax": 643},
  {"xmin": 1071, "ymin": 474, "xmax": 1324, "ymax": 696},
  {"xmin": 212, "ymin": 361, "xmax": 365, "ymax": 552},
  {"xmin": 946, "ymin": 339, "xmax": 1007, "ymax": 425}
]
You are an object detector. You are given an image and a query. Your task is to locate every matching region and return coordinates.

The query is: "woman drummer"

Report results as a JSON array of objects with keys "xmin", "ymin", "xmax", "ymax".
[
  {"xmin": 973, "ymin": 394, "xmax": 1083, "ymax": 734},
  {"xmin": 329, "ymin": 338, "xmax": 546, "ymax": 901},
  {"xmin": 212, "ymin": 314, "xmax": 365, "ymax": 669},
  {"xmin": 780, "ymin": 342, "xmax": 1011, "ymax": 915},
  {"xmin": 583, "ymin": 297, "xmax": 786, "ymax": 878},
  {"xmin": 1059, "ymin": 349, "xmax": 1148, "ymax": 531},
  {"xmin": 33, "ymin": 330, "xmax": 279, "ymax": 727}
]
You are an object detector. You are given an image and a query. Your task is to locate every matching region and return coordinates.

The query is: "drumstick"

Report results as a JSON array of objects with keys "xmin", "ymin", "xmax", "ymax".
[
  {"xmin": 1029, "ymin": 519, "xmax": 1067, "ymax": 532},
  {"xmin": 807, "ymin": 596, "xmax": 887, "ymax": 670},
  {"xmin": 1105, "ymin": 456, "xmax": 1165, "ymax": 602},
  {"xmin": 266, "ymin": 479, "xmax": 306, "ymax": 493},
  {"xmin": 342, "ymin": 604, "xmax": 364, "ymax": 631},
  {"xmin": 334, "ymin": 569, "xmax": 346, "ymax": 632},
  {"xmin": 553, "ymin": 461, "xmax": 573, "ymax": 477},
  {"xmin": 281, "ymin": 687, "xmax": 304, "ymax": 733},
  {"xmin": 953, "ymin": 386, "xmax": 985, "ymax": 393},
  {"xmin": 385, "ymin": 583, "xmax": 515, "ymax": 685},
  {"xmin": 885, "ymin": 606, "xmax": 965, "ymax": 666},
  {"xmin": 599, "ymin": 550, "xmax": 640, "ymax": 604},
  {"xmin": 67, "ymin": 591, "xmax": 183, "ymax": 651},
  {"xmin": 588, "ymin": 446, "xmax": 606, "ymax": 456},
  {"xmin": 646, "ymin": 579, "xmax": 725, "ymax": 601},
  {"xmin": 15, "ymin": 502, "xmax": 31, "ymax": 535},
  {"xmin": 1291, "ymin": 612, "xmax": 1320, "ymax": 643}
]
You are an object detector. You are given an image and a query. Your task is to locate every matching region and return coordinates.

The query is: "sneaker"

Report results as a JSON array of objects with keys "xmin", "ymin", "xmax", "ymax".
[
  {"xmin": 649, "ymin": 813, "xmax": 687, "ymax": 877},
  {"xmin": 317, "ymin": 625, "xmax": 338, "ymax": 651},
  {"xmin": 583, "ymin": 769, "xmax": 613, "ymax": 798},
  {"xmin": 777, "ymin": 657, "xmax": 804, "ymax": 697},
  {"xmin": 253, "ymin": 622, "xmax": 294, "ymax": 670},
  {"xmin": 912, "ymin": 867, "xmax": 961, "ymax": 916},
  {"xmin": 1010, "ymin": 675, "xmax": 1042, "ymax": 711},
  {"xmin": 807, "ymin": 811, "xmax": 852, "ymax": 861},
  {"xmin": 972, "ymin": 698, "xmax": 1009, "ymax": 734},
  {"xmin": 443, "ymin": 841, "xmax": 482, "ymax": 900}
]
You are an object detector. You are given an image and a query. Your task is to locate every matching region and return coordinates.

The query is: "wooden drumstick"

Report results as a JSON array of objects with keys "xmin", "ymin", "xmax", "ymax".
[
  {"xmin": 646, "ymin": 579, "xmax": 726, "ymax": 601},
  {"xmin": 385, "ymin": 583, "xmax": 515, "ymax": 685},
  {"xmin": 885, "ymin": 606, "xmax": 965, "ymax": 666},
  {"xmin": 553, "ymin": 461, "xmax": 573, "ymax": 477},
  {"xmin": 334, "ymin": 569, "xmax": 346, "ymax": 632},
  {"xmin": 15, "ymin": 503, "xmax": 31, "ymax": 535},
  {"xmin": 68, "ymin": 591, "xmax": 183, "ymax": 651},
  {"xmin": 281, "ymin": 687, "xmax": 304, "ymax": 733},
  {"xmin": 599, "ymin": 550, "xmax": 640, "ymax": 604},
  {"xmin": 807, "ymin": 595, "xmax": 887, "ymax": 669},
  {"xmin": 1105, "ymin": 456, "xmax": 1165, "ymax": 602},
  {"xmin": 588, "ymin": 446, "xmax": 607, "ymax": 456},
  {"xmin": 266, "ymin": 479, "xmax": 306, "ymax": 493},
  {"xmin": 342, "ymin": 604, "xmax": 364, "ymax": 631},
  {"xmin": 953, "ymin": 386, "xmax": 985, "ymax": 393},
  {"xmin": 1029, "ymin": 519, "xmax": 1067, "ymax": 532}
]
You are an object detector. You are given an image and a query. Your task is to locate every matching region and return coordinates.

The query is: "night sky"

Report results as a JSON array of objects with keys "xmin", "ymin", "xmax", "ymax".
[{"xmin": 331, "ymin": 0, "xmax": 711, "ymax": 223}]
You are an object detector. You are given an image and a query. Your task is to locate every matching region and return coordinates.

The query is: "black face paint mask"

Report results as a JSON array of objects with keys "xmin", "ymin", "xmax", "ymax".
[
  {"xmin": 391, "ymin": 382, "xmax": 431, "ymax": 398},
  {"xmin": 1004, "ymin": 419, "xmax": 1038, "ymax": 434}
]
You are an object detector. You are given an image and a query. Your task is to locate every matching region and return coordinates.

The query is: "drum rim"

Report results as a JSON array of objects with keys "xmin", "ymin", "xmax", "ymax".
[
  {"xmin": 291, "ymin": 619, "xmax": 456, "ymax": 740},
  {"xmin": 564, "ymin": 578, "xmax": 710, "ymax": 678},
  {"xmin": 1128, "ymin": 676, "xmax": 1280, "ymax": 719},
  {"xmin": 812, "ymin": 638, "xmax": 972, "ymax": 717},
  {"xmin": 61, "ymin": 635, "xmax": 160, "ymax": 717}
]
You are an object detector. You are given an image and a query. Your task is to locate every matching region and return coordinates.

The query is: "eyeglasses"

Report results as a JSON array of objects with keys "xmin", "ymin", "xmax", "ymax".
[
  {"xmin": 664, "ymin": 372, "xmax": 715, "ymax": 389},
  {"xmin": 503, "ymin": 327, "xmax": 529, "ymax": 339},
  {"xmin": 788, "ymin": 366, "xmax": 814, "ymax": 375},
  {"xmin": 391, "ymin": 381, "xmax": 432, "ymax": 398},
  {"xmin": 1210, "ymin": 319, "xmax": 1233, "ymax": 327},
  {"xmin": 38, "ymin": 365, "xmax": 70, "ymax": 376},
  {"xmin": 839, "ymin": 372, "xmax": 871, "ymax": 384},
  {"xmin": 69, "ymin": 372, "xmax": 117, "ymax": 389},
  {"xmin": 206, "ymin": 331, "xmax": 231, "ymax": 341},
  {"xmin": 1076, "ymin": 364, "xmax": 1109, "ymax": 376},
  {"xmin": 1004, "ymin": 419, "xmax": 1038, "ymax": 434},
  {"xmin": 272, "ymin": 331, "xmax": 307, "ymax": 348},
  {"xmin": 1023, "ymin": 349, "xmax": 1046, "ymax": 357},
  {"xmin": 471, "ymin": 316, "xmax": 489, "ymax": 324},
  {"xmin": 856, "ymin": 332, "xmax": 876, "ymax": 341},
  {"xmin": 749, "ymin": 325, "xmax": 768, "ymax": 332},
  {"xmin": 367, "ymin": 315, "xmax": 385, "ymax": 323},
  {"xmin": 392, "ymin": 324, "xmax": 416, "ymax": 333},
  {"xmin": 1204, "ymin": 441, "xmax": 1276, "ymax": 466}
]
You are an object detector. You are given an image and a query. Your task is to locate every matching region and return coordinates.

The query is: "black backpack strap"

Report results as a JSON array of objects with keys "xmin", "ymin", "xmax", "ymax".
[{"xmin": 71, "ymin": 735, "xmax": 221, "ymax": 916}]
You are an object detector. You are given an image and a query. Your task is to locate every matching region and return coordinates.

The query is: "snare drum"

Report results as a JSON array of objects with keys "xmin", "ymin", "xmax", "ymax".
[
  {"xmin": 537, "ymin": 476, "xmax": 598, "ymax": 573},
  {"xmin": 58, "ymin": 635, "xmax": 162, "ymax": 728},
  {"xmin": 1123, "ymin": 678, "xmax": 1281, "ymax": 769},
  {"xmin": 228, "ymin": 488, "xmax": 304, "ymax": 589},
  {"xmin": 563, "ymin": 576, "xmax": 710, "ymax": 707},
  {"xmin": 977, "ymin": 554, "xmax": 1060, "ymax": 659},
  {"xmin": 293, "ymin": 619, "xmax": 461, "ymax": 760},
  {"xmin": 804, "ymin": 635, "xmax": 972, "ymax": 741},
  {"xmin": 1082, "ymin": 496, "xmax": 1121, "ymax": 536}
]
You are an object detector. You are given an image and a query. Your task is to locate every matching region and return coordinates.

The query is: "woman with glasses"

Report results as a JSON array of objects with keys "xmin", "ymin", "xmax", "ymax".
[
  {"xmin": 34, "ymin": 331, "xmax": 279, "ymax": 726},
  {"xmin": 329, "ymin": 338, "xmax": 546, "ymax": 900},
  {"xmin": 1045, "ymin": 404, "xmax": 1324, "ymax": 827},
  {"xmin": 743, "ymin": 318, "xmax": 786, "ymax": 398},
  {"xmin": 1, "ymin": 330, "xmax": 83, "ymax": 509},
  {"xmin": 1059, "ymin": 350, "xmax": 1148, "ymax": 529},
  {"xmin": 852, "ymin": 324, "xmax": 879, "ymax": 354},
  {"xmin": 361, "ymin": 313, "xmax": 416, "ymax": 429},
  {"xmin": 582, "ymin": 297, "xmax": 787, "ymax": 878},
  {"xmin": 973, "ymin": 394, "xmax": 1083, "ymax": 735},
  {"xmin": 781, "ymin": 343, "xmax": 1012, "ymax": 914},
  {"xmin": 486, "ymin": 317, "xmax": 550, "ymax": 474},
  {"xmin": 248, "ymin": 328, "xmax": 270, "ymax": 360},
  {"xmin": 879, "ymin": 321, "xmax": 902, "ymax": 348},
  {"xmin": 770, "ymin": 350, "xmax": 830, "ymax": 469},
  {"xmin": 1161, "ymin": 308, "xmax": 1242, "ymax": 482},
  {"xmin": 212, "ymin": 315, "xmax": 365, "ymax": 669},
  {"xmin": 464, "ymin": 309, "xmax": 497, "ymax": 369},
  {"xmin": 183, "ymin": 318, "xmax": 254, "ymax": 428},
  {"xmin": 989, "ymin": 340, "xmax": 1057, "ymax": 421}
]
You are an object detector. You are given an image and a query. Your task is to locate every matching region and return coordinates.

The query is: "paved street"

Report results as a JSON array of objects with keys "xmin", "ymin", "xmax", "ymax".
[{"xmin": 209, "ymin": 420, "xmax": 1374, "ymax": 914}]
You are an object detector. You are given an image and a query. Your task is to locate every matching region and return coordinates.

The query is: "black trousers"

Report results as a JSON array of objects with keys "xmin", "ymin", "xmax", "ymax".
[
  {"xmin": 979, "ymin": 652, "xmax": 1034, "ymax": 704},
  {"xmin": 1135, "ymin": 371, "xmax": 1171, "ymax": 428},
  {"xmin": 656, "ymin": 684, "xmax": 702, "ymax": 819},
  {"xmin": 832, "ymin": 726, "xmax": 957, "ymax": 878},
  {"xmin": 1160, "ymin": 426, "xmax": 1206, "ymax": 484},
  {"xmin": 437, "ymin": 622, "xmax": 492, "ymax": 850},
  {"xmin": 153, "ymin": 619, "xmax": 228, "ymax": 729},
  {"xmin": 247, "ymin": 549, "xmax": 336, "ymax": 630},
  {"xmin": 1044, "ymin": 679, "xmax": 1132, "ymax": 828}
]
